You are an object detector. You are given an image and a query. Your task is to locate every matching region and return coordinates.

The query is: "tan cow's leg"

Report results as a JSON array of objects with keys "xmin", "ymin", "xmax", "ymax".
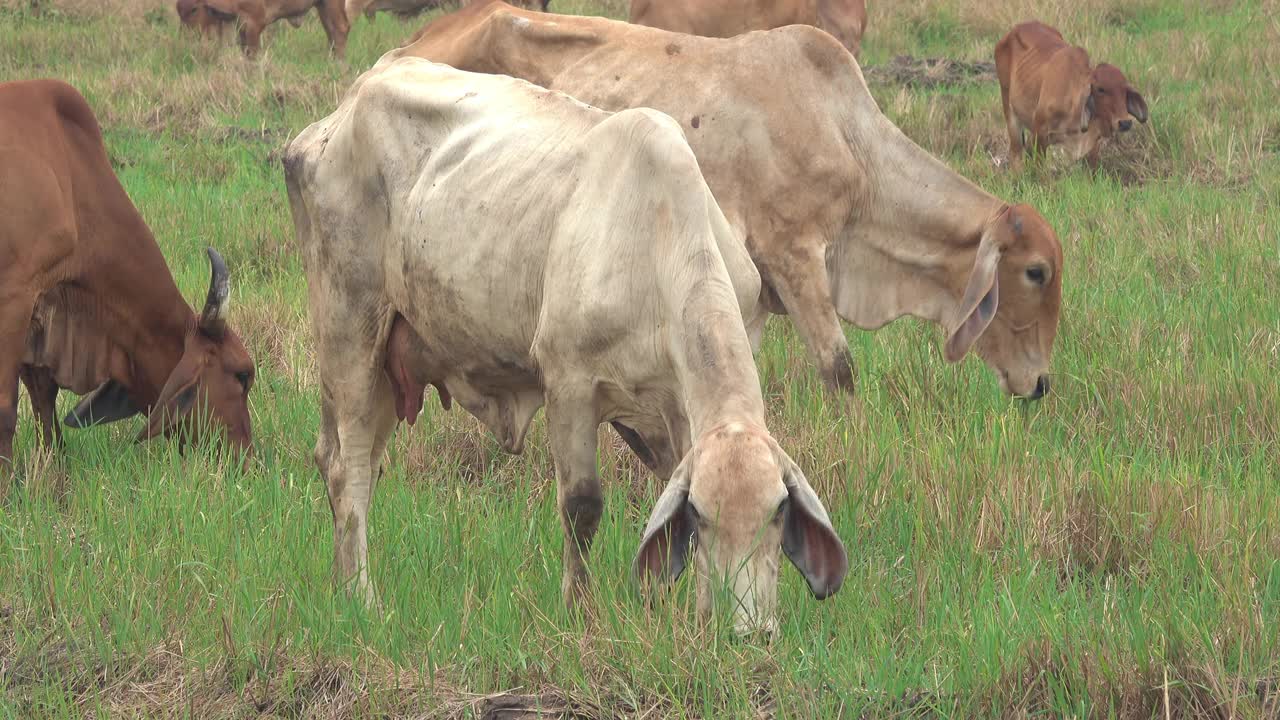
[
  {"xmin": 545, "ymin": 382, "xmax": 603, "ymax": 611},
  {"xmin": 764, "ymin": 239, "xmax": 855, "ymax": 393},
  {"xmin": 19, "ymin": 366, "xmax": 60, "ymax": 450},
  {"xmin": 999, "ymin": 82, "xmax": 1025, "ymax": 171},
  {"xmin": 317, "ymin": 0, "xmax": 350, "ymax": 59}
]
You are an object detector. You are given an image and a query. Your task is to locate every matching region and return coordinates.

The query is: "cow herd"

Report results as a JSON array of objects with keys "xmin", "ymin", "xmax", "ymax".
[{"xmin": 0, "ymin": 0, "xmax": 1152, "ymax": 634}]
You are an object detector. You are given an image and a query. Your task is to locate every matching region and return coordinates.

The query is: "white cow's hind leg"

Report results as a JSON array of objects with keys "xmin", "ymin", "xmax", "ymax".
[
  {"xmin": 544, "ymin": 380, "xmax": 603, "ymax": 612},
  {"xmin": 325, "ymin": 372, "xmax": 397, "ymax": 608}
]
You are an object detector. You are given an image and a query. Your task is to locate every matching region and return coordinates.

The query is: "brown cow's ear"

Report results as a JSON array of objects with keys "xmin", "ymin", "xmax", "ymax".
[
  {"xmin": 944, "ymin": 217, "xmax": 1005, "ymax": 362},
  {"xmin": 1081, "ymin": 90, "xmax": 1095, "ymax": 132},
  {"xmin": 1127, "ymin": 88, "xmax": 1149, "ymax": 124},
  {"xmin": 779, "ymin": 450, "xmax": 848, "ymax": 599},
  {"xmin": 138, "ymin": 368, "xmax": 201, "ymax": 442},
  {"xmin": 64, "ymin": 381, "xmax": 141, "ymax": 429},
  {"xmin": 633, "ymin": 453, "xmax": 696, "ymax": 584}
]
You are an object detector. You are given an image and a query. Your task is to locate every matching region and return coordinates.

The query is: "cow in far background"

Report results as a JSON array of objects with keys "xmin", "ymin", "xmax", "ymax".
[
  {"xmin": 345, "ymin": 0, "xmax": 547, "ymax": 24},
  {"xmin": 175, "ymin": 0, "xmax": 348, "ymax": 57},
  {"xmin": 630, "ymin": 0, "xmax": 866, "ymax": 57},
  {"xmin": 995, "ymin": 21, "xmax": 1149, "ymax": 170}
]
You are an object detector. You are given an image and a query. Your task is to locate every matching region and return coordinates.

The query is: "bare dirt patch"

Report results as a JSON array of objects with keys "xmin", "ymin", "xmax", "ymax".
[{"xmin": 864, "ymin": 54, "xmax": 997, "ymax": 89}]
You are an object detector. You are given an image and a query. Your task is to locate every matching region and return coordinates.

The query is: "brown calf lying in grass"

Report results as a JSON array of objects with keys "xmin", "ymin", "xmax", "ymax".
[{"xmin": 995, "ymin": 20, "xmax": 1149, "ymax": 170}]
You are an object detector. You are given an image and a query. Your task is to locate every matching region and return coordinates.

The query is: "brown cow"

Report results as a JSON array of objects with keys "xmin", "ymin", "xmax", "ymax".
[
  {"xmin": 0, "ymin": 80, "xmax": 255, "ymax": 475},
  {"xmin": 995, "ymin": 21, "xmax": 1149, "ymax": 170},
  {"xmin": 175, "ymin": 0, "xmax": 348, "ymax": 57},
  {"xmin": 630, "ymin": 0, "xmax": 866, "ymax": 57},
  {"xmin": 399, "ymin": 3, "xmax": 1062, "ymax": 401}
]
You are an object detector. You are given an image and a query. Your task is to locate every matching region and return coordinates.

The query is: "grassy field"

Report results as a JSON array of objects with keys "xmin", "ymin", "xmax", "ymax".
[{"xmin": 1, "ymin": 0, "xmax": 1278, "ymax": 716}]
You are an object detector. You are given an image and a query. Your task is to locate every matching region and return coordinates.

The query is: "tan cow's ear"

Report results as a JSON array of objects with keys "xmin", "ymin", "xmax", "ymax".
[
  {"xmin": 944, "ymin": 223, "xmax": 1004, "ymax": 363},
  {"xmin": 779, "ymin": 450, "xmax": 848, "ymax": 600},
  {"xmin": 633, "ymin": 453, "xmax": 696, "ymax": 584}
]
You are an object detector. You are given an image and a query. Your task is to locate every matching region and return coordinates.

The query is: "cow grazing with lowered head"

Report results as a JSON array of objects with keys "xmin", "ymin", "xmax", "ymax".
[
  {"xmin": 175, "ymin": 0, "xmax": 348, "ymax": 57},
  {"xmin": 995, "ymin": 21, "xmax": 1149, "ymax": 170},
  {"xmin": 0, "ymin": 79, "xmax": 255, "ymax": 476},
  {"xmin": 631, "ymin": 0, "xmax": 866, "ymax": 57},
  {"xmin": 399, "ymin": 2, "xmax": 1064, "ymax": 400},
  {"xmin": 284, "ymin": 56, "xmax": 847, "ymax": 634}
]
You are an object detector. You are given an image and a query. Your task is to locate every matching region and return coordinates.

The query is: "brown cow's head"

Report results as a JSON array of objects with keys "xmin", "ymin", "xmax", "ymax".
[
  {"xmin": 944, "ymin": 204, "xmax": 1062, "ymax": 400},
  {"xmin": 176, "ymin": 0, "xmax": 235, "ymax": 34},
  {"xmin": 1087, "ymin": 63, "xmax": 1148, "ymax": 137},
  {"xmin": 66, "ymin": 249, "xmax": 255, "ymax": 455},
  {"xmin": 634, "ymin": 424, "xmax": 847, "ymax": 635}
]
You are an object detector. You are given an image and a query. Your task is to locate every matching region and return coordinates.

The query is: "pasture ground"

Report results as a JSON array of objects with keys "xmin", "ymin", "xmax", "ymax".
[{"xmin": 1, "ymin": 0, "xmax": 1278, "ymax": 716}]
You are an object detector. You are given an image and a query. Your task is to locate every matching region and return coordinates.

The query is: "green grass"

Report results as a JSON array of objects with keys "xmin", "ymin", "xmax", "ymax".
[{"xmin": 1, "ymin": 0, "xmax": 1278, "ymax": 716}]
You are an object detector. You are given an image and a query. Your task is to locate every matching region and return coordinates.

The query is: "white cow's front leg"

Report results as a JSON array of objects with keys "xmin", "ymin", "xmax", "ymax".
[{"xmin": 544, "ymin": 381, "xmax": 603, "ymax": 611}]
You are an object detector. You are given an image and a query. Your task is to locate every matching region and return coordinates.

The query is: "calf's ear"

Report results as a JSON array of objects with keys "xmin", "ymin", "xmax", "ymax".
[
  {"xmin": 64, "ymin": 381, "xmax": 141, "ymax": 429},
  {"xmin": 634, "ymin": 453, "xmax": 697, "ymax": 584},
  {"xmin": 1127, "ymin": 88, "xmax": 1149, "ymax": 124},
  {"xmin": 778, "ymin": 449, "xmax": 848, "ymax": 599},
  {"xmin": 1081, "ymin": 90, "xmax": 1095, "ymax": 132}
]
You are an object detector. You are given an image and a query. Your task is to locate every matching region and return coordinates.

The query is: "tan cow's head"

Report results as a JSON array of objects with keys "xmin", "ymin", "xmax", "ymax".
[
  {"xmin": 66, "ymin": 249, "xmax": 255, "ymax": 455},
  {"xmin": 634, "ymin": 424, "xmax": 847, "ymax": 635},
  {"xmin": 1086, "ymin": 63, "xmax": 1148, "ymax": 137},
  {"xmin": 944, "ymin": 204, "xmax": 1062, "ymax": 399}
]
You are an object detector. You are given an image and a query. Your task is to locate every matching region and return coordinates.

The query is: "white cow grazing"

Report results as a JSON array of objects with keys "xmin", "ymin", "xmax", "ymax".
[{"xmin": 283, "ymin": 56, "xmax": 848, "ymax": 633}]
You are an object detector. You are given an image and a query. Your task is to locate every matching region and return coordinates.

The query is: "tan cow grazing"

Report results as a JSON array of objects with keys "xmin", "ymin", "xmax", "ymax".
[
  {"xmin": 630, "ymin": 0, "xmax": 866, "ymax": 57},
  {"xmin": 0, "ymin": 80, "xmax": 255, "ymax": 475},
  {"xmin": 995, "ymin": 21, "xmax": 1149, "ymax": 170},
  {"xmin": 284, "ymin": 56, "xmax": 847, "ymax": 633},
  {"xmin": 175, "ymin": 0, "xmax": 348, "ymax": 57},
  {"xmin": 399, "ymin": 3, "xmax": 1063, "ymax": 400}
]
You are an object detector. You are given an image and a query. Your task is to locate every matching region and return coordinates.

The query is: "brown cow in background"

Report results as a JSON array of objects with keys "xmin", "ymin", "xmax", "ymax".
[
  {"xmin": 175, "ymin": 0, "xmax": 348, "ymax": 57},
  {"xmin": 630, "ymin": 0, "xmax": 866, "ymax": 57},
  {"xmin": 995, "ymin": 21, "xmax": 1149, "ymax": 169},
  {"xmin": 0, "ymin": 79, "xmax": 255, "ymax": 476}
]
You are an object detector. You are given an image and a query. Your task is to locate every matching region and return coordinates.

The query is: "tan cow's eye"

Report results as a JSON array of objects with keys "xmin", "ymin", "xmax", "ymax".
[
  {"xmin": 774, "ymin": 497, "xmax": 790, "ymax": 521},
  {"xmin": 1026, "ymin": 266, "xmax": 1046, "ymax": 286},
  {"xmin": 235, "ymin": 370, "xmax": 254, "ymax": 393}
]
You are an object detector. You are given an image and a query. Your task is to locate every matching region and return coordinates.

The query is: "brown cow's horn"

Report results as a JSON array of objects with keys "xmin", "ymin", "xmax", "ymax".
[{"xmin": 200, "ymin": 247, "xmax": 230, "ymax": 336}]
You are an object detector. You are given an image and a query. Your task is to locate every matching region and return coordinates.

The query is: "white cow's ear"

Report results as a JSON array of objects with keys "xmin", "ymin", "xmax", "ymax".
[
  {"xmin": 778, "ymin": 449, "xmax": 848, "ymax": 600},
  {"xmin": 633, "ymin": 453, "xmax": 697, "ymax": 584},
  {"xmin": 944, "ymin": 214, "xmax": 1007, "ymax": 362}
]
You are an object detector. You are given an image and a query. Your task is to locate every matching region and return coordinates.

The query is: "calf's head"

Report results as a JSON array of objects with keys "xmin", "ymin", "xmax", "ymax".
[
  {"xmin": 66, "ymin": 249, "xmax": 255, "ymax": 454},
  {"xmin": 944, "ymin": 204, "xmax": 1062, "ymax": 399},
  {"xmin": 634, "ymin": 424, "xmax": 847, "ymax": 635},
  {"xmin": 1086, "ymin": 64, "xmax": 1148, "ymax": 137}
]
